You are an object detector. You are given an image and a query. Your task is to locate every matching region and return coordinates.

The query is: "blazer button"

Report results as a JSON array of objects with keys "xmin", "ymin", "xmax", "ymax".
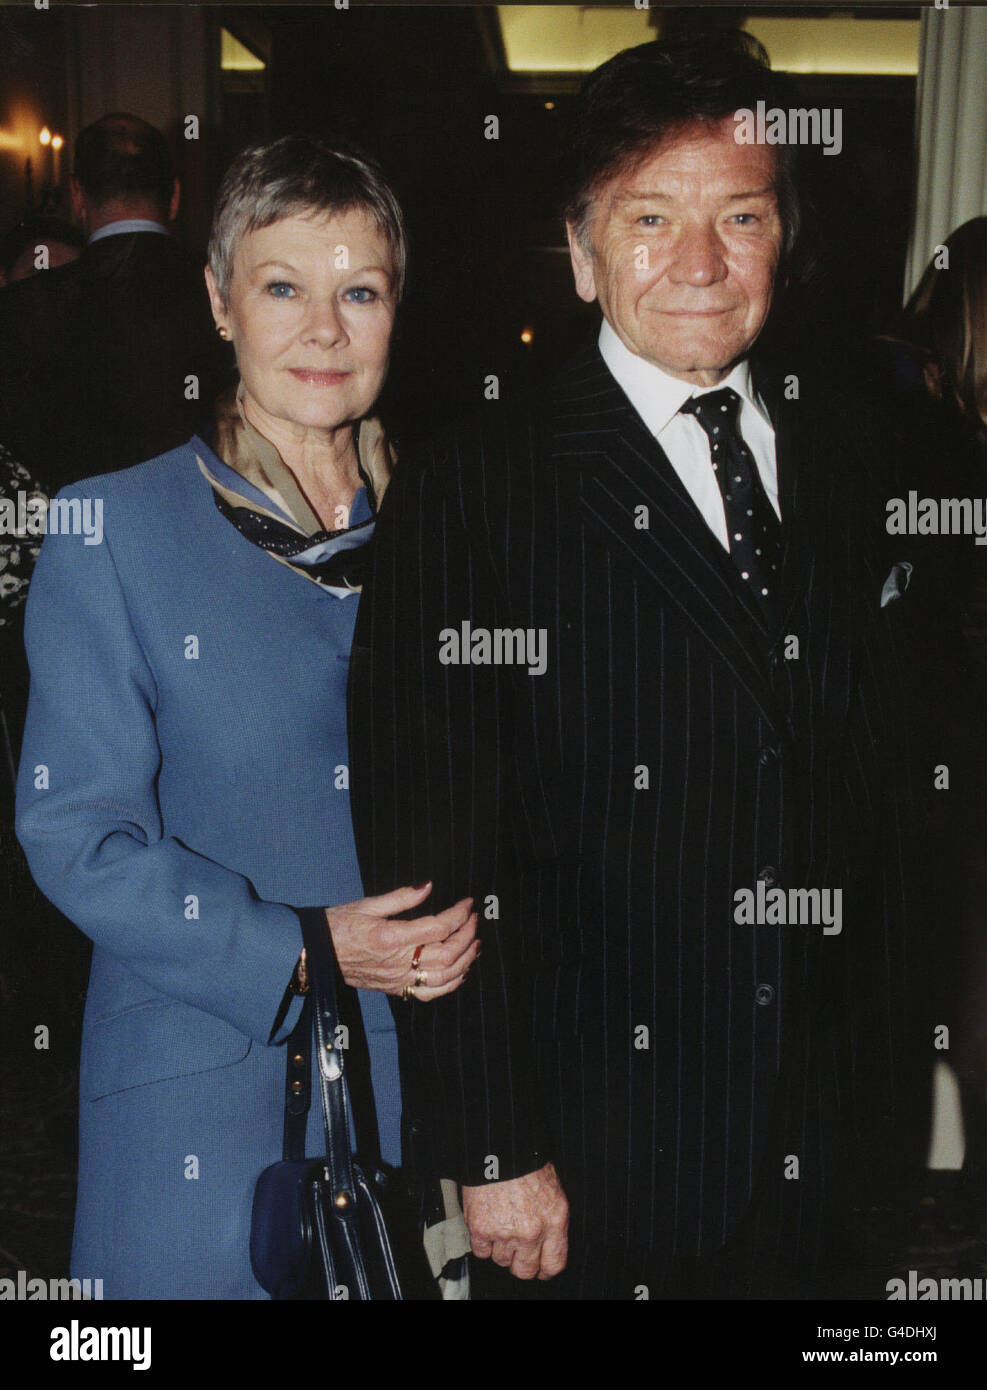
[
  {"xmin": 757, "ymin": 865, "xmax": 779, "ymax": 887},
  {"xmin": 755, "ymin": 984, "xmax": 775, "ymax": 1006},
  {"xmin": 758, "ymin": 745, "xmax": 779, "ymax": 766}
]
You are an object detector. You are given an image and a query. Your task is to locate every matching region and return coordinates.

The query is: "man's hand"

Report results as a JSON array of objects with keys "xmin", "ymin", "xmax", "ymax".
[{"xmin": 461, "ymin": 1162, "xmax": 568, "ymax": 1280}]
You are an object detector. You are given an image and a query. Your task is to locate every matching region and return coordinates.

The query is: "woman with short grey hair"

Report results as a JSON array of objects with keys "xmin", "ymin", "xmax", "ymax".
[
  {"xmin": 207, "ymin": 138, "xmax": 408, "ymax": 306},
  {"xmin": 17, "ymin": 133, "xmax": 477, "ymax": 1298}
]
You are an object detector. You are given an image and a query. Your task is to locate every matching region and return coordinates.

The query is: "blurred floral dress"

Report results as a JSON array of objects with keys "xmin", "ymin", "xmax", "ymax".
[
  {"xmin": 1, "ymin": 443, "xmax": 46, "ymax": 629},
  {"xmin": 1, "ymin": 443, "xmax": 47, "ymax": 778}
]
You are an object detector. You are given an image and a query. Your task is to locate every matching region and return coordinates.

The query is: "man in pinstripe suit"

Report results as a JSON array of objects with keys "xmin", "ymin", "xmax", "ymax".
[{"xmin": 351, "ymin": 32, "xmax": 926, "ymax": 1298}]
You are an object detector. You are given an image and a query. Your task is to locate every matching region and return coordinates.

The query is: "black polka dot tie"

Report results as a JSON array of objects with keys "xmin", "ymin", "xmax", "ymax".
[{"xmin": 680, "ymin": 387, "xmax": 782, "ymax": 614}]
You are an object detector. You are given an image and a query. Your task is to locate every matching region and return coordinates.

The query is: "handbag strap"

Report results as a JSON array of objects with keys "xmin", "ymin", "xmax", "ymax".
[
  {"xmin": 280, "ymin": 908, "xmax": 357, "ymax": 1202},
  {"xmin": 307, "ymin": 910, "xmax": 358, "ymax": 1199},
  {"xmin": 282, "ymin": 993, "xmax": 313, "ymax": 1162}
]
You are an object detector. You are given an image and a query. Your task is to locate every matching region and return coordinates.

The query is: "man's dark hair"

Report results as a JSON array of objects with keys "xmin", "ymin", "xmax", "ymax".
[
  {"xmin": 73, "ymin": 113, "xmax": 175, "ymax": 214},
  {"xmin": 564, "ymin": 30, "xmax": 801, "ymax": 263}
]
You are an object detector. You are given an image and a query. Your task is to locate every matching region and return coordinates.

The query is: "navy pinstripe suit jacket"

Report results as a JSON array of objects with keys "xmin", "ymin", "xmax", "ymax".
[{"xmin": 350, "ymin": 342, "xmax": 925, "ymax": 1279}]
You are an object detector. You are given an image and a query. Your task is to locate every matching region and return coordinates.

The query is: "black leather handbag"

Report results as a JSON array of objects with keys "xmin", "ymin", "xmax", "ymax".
[{"xmin": 250, "ymin": 909, "xmax": 417, "ymax": 1299}]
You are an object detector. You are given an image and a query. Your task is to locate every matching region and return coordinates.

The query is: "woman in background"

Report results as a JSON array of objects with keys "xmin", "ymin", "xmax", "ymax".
[
  {"xmin": 875, "ymin": 216, "xmax": 987, "ymax": 1185},
  {"xmin": 876, "ymin": 215, "xmax": 987, "ymax": 443}
]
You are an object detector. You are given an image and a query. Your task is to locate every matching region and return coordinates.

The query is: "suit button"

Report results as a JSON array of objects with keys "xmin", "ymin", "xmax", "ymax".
[
  {"xmin": 758, "ymin": 745, "xmax": 779, "ymax": 766},
  {"xmin": 755, "ymin": 984, "xmax": 775, "ymax": 1006},
  {"xmin": 757, "ymin": 865, "xmax": 779, "ymax": 886}
]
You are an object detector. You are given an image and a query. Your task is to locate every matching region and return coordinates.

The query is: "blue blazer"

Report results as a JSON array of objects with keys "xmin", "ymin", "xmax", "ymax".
[{"xmin": 16, "ymin": 440, "xmax": 400, "ymax": 1299}]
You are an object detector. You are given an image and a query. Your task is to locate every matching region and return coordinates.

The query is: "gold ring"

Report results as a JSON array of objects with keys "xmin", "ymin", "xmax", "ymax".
[
  {"xmin": 401, "ymin": 983, "xmax": 417, "ymax": 1002},
  {"xmin": 414, "ymin": 968, "xmax": 428, "ymax": 988}
]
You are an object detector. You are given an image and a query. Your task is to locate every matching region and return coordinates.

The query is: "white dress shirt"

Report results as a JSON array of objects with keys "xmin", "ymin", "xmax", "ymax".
[
  {"xmin": 598, "ymin": 319, "xmax": 780, "ymax": 551},
  {"xmin": 87, "ymin": 218, "xmax": 170, "ymax": 246}
]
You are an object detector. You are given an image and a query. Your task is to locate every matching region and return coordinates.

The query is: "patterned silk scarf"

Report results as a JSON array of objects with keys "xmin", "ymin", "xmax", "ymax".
[{"xmin": 195, "ymin": 379, "xmax": 393, "ymax": 595}]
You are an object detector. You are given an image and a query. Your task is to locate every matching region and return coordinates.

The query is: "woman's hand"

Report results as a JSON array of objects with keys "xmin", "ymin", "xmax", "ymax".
[{"xmin": 325, "ymin": 881, "xmax": 479, "ymax": 1001}]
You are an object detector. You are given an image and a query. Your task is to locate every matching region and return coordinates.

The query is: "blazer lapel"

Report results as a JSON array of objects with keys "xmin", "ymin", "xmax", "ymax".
[
  {"xmin": 550, "ymin": 344, "xmax": 783, "ymax": 731},
  {"xmin": 750, "ymin": 359, "xmax": 815, "ymax": 633},
  {"xmin": 751, "ymin": 360, "xmax": 859, "ymax": 735}
]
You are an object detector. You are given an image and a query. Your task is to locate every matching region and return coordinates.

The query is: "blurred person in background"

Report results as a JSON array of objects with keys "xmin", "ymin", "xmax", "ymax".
[
  {"xmin": 0, "ymin": 112, "xmax": 234, "ymax": 498},
  {"xmin": 0, "ymin": 443, "xmax": 46, "ymax": 756},
  {"xmin": 874, "ymin": 218, "xmax": 987, "ymax": 1186}
]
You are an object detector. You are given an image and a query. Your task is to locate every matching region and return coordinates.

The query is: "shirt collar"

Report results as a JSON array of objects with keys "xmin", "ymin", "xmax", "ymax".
[
  {"xmin": 87, "ymin": 219, "xmax": 170, "ymax": 245},
  {"xmin": 598, "ymin": 318, "xmax": 770, "ymax": 435}
]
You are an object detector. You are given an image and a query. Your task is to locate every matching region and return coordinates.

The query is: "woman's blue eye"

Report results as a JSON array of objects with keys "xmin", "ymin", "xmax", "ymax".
[
  {"xmin": 266, "ymin": 281, "xmax": 295, "ymax": 298},
  {"xmin": 345, "ymin": 287, "xmax": 377, "ymax": 303}
]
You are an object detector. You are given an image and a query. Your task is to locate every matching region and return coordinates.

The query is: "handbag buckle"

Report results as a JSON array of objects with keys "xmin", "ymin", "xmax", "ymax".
[{"xmin": 320, "ymin": 1040, "xmax": 342, "ymax": 1082}]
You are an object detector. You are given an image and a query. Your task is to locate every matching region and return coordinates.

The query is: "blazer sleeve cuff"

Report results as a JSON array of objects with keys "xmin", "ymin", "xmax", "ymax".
[
  {"xmin": 458, "ymin": 1148, "xmax": 551, "ymax": 1188},
  {"xmin": 418, "ymin": 1071, "xmax": 554, "ymax": 1188},
  {"xmin": 269, "ymin": 906, "xmax": 327, "ymax": 1044}
]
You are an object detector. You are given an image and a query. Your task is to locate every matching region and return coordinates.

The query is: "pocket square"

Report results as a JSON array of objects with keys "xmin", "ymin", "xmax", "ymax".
[{"xmin": 880, "ymin": 561, "xmax": 913, "ymax": 608}]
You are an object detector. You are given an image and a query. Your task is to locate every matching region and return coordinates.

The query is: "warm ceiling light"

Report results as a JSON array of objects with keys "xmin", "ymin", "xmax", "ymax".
[
  {"xmin": 520, "ymin": 328, "xmax": 534, "ymax": 345},
  {"xmin": 498, "ymin": 6, "xmax": 651, "ymax": 73},
  {"xmin": 496, "ymin": 7, "xmax": 919, "ymax": 77},
  {"xmin": 221, "ymin": 28, "xmax": 266, "ymax": 72},
  {"xmin": 51, "ymin": 134, "xmax": 64, "ymax": 151},
  {"xmin": 543, "ymin": 101, "xmax": 555, "ymax": 111},
  {"xmin": 743, "ymin": 18, "xmax": 918, "ymax": 75},
  {"xmin": 39, "ymin": 127, "xmax": 52, "ymax": 146}
]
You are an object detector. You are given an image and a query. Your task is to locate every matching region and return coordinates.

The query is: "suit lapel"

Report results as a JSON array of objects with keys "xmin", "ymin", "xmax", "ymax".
[
  {"xmin": 550, "ymin": 344, "xmax": 783, "ymax": 731},
  {"xmin": 750, "ymin": 359, "xmax": 816, "ymax": 632}
]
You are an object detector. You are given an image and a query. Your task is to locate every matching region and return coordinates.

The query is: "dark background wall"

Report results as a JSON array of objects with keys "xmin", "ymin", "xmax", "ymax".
[{"xmin": 0, "ymin": 4, "xmax": 919, "ymax": 440}]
